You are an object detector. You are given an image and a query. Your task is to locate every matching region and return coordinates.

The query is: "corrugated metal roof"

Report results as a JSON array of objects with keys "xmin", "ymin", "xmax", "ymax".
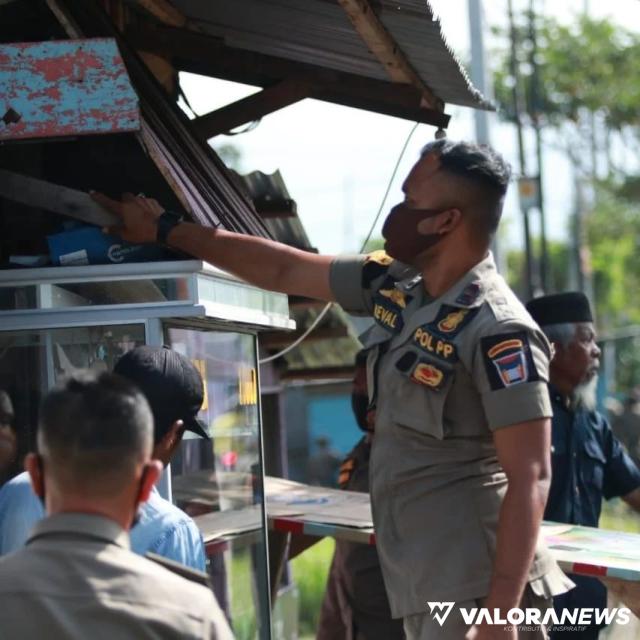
[{"xmin": 170, "ymin": 0, "xmax": 490, "ymax": 111}]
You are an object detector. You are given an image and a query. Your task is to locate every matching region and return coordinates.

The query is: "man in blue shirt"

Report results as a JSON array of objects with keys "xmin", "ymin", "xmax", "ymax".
[
  {"xmin": 527, "ymin": 292, "xmax": 640, "ymax": 639},
  {"xmin": 0, "ymin": 346, "xmax": 207, "ymax": 571}
]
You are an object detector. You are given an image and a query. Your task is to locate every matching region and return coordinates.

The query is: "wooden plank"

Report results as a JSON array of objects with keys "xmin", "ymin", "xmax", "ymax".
[
  {"xmin": 336, "ymin": 0, "xmax": 443, "ymax": 112},
  {"xmin": 126, "ymin": 25, "xmax": 450, "ymax": 128},
  {"xmin": 0, "ymin": 169, "xmax": 118, "ymax": 226},
  {"xmin": 0, "ymin": 38, "xmax": 140, "ymax": 141},
  {"xmin": 260, "ymin": 327, "xmax": 350, "ymax": 349},
  {"xmin": 136, "ymin": 0, "xmax": 186, "ymax": 27},
  {"xmin": 192, "ymin": 78, "xmax": 312, "ymax": 139}
]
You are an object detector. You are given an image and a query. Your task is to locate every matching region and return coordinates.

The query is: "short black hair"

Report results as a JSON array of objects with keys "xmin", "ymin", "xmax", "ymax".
[
  {"xmin": 38, "ymin": 371, "xmax": 153, "ymax": 495},
  {"xmin": 421, "ymin": 139, "xmax": 511, "ymax": 235}
]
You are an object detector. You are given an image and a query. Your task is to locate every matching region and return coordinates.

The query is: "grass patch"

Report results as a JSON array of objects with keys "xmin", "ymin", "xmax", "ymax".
[
  {"xmin": 599, "ymin": 498, "xmax": 640, "ymax": 533},
  {"xmin": 291, "ymin": 538, "xmax": 335, "ymax": 636}
]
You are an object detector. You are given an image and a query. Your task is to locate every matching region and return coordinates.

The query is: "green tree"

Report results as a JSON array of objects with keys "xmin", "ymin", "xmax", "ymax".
[{"xmin": 493, "ymin": 13, "xmax": 640, "ymax": 177}]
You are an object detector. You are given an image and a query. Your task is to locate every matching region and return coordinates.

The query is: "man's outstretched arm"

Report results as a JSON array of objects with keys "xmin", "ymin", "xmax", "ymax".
[{"xmin": 93, "ymin": 193, "xmax": 337, "ymax": 301}]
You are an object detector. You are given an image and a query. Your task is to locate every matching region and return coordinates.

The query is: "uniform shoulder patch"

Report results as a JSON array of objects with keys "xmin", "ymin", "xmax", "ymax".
[
  {"xmin": 362, "ymin": 251, "xmax": 394, "ymax": 288},
  {"xmin": 480, "ymin": 331, "xmax": 540, "ymax": 390}
]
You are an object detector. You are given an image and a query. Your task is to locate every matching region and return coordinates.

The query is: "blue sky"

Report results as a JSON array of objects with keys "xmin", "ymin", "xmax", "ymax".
[{"xmin": 178, "ymin": 0, "xmax": 640, "ymax": 259}]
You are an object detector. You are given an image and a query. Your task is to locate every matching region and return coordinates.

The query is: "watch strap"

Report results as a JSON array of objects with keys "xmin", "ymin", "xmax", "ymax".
[{"xmin": 156, "ymin": 210, "xmax": 184, "ymax": 245}]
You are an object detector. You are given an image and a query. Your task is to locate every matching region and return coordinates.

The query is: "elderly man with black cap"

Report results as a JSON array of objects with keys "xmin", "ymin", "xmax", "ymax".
[
  {"xmin": 0, "ymin": 346, "xmax": 209, "ymax": 571},
  {"xmin": 527, "ymin": 292, "xmax": 640, "ymax": 639}
]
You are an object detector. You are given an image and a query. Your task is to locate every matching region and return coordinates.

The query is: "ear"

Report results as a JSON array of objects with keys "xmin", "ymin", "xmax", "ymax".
[
  {"xmin": 137, "ymin": 460, "xmax": 163, "ymax": 504},
  {"xmin": 416, "ymin": 208, "xmax": 462, "ymax": 236},
  {"xmin": 24, "ymin": 453, "xmax": 44, "ymax": 498},
  {"xmin": 158, "ymin": 419, "xmax": 185, "ymax": 451}
]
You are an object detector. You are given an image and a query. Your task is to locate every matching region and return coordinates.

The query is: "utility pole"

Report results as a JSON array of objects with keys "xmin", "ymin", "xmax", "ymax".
[
  {"xmin": 468, "ymin": 0, "xmax": 503, "ymax": 270},
  {"xmin": 507, "ymin": 0, "xmax": 536, "ymax": 300},
  {"xmin": 528, "ymin": 0, "xmax": 549, "ymax": 292},
  {"xmin": 468, "ymin": 0, "xmax": 490, "ymax": 145}
]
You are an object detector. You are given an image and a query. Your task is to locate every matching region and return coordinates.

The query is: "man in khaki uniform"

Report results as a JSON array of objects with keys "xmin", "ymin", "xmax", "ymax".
[
  {"xmin": 95, "ymin": 138, "xmax": 571, "ymax": 639},
  {"xmin": 0, "ymin": 370, "xmax": 233, "ymax": 639}
]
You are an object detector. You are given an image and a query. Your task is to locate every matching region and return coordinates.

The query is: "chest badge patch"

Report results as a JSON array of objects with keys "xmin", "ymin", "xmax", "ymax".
[
  {"xmin": 395, "ymin": 351, "xmax": 451, "ymax": 391},
  {"xmin": 481, "ymin": 332, "xmax": 540, "ymax": 390},
  {"xmin": 438, "ymin": 308, "xmax": 469, "ymax": 333},
  {"xmin": 412, "ymin": 362, "xmax": 444, "ymax": 388},
  {"xmin": 429, "ymin": 304, "xmax": 479, "ymax": 340}
]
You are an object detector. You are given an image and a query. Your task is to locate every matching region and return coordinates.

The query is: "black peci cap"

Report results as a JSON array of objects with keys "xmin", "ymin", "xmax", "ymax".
[
  {"xmin": 526, "ymin": 292, "xmax": 593, "ymax": 326},
  {"xmin": 114, "ymin": 346, "xmax": 209, "ymax": 441}
]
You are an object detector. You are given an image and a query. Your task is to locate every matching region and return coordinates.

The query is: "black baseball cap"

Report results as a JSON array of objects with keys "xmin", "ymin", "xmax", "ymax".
[{"xmin": 114, "ymin": 346, "xmax": 209, "ymax": 441}]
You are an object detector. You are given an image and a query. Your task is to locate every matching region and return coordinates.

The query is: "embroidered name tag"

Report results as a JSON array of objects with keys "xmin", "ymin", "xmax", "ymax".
[
  {"xmin": 412, "ymin": 326, "xmax": 457, "ymax": 362},
  {"xmin": 372, "ymin": 277, "xmax": 412, "ymax": 333}
]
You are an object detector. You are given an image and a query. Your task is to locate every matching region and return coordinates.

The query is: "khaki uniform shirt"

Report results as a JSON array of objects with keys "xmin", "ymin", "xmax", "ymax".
[
  {"xmin": 330, "ymin": 251, "xmax": 571, "ymax": 618},
  {"xmin": 0, "ymin": 513, "xmax": 233, "ymax": 639}
]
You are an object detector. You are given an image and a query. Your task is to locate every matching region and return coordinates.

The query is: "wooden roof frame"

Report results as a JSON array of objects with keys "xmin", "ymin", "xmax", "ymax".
[{"xmin": 124, "ymin": 22, "xmax": 451, "ymax": 136}]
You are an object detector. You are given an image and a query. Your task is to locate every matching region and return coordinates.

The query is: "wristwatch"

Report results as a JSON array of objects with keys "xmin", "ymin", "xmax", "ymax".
[{"xmin": 156, "ymin": 210, "xmax": 184, "ymax": 245}]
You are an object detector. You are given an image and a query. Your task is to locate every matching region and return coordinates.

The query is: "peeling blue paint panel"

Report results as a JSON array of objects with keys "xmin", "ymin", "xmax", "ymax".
[{"xmin": 0, "ymin": 38, "xmax": 140, "ymax": 141}]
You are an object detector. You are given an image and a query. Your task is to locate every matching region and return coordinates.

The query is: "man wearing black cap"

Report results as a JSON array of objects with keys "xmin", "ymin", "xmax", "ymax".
[
  {"xmin": 527, "ymin": 292, "xmax": 640, "ymax": 638},
  {"xmin": 0, "ymin": 346, "xmax": 208, "ymax": 571}
]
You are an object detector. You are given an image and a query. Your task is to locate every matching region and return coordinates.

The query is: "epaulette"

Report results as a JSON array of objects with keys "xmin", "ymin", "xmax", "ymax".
[
  {"xmin": 145, "ymin": 552, "xmax": 211, "ymax": 587},
  {"xmin": 362, "ymin": 250, "xmax": 394, "ymax": 289}
]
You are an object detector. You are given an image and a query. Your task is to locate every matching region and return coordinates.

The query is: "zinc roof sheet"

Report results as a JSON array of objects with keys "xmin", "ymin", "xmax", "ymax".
[{"xmin": 170, "ymin": 0, "xmax": 490, "ymax": 110}]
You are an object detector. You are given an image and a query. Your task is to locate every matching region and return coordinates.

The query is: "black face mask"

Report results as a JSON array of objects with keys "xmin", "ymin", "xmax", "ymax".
[
  {"xmin": 381, "ymin": 202, "xmax": 446, "ymax": 264},
  {"xmin": 351, "ymin": 393, "xmax": 370, "ymax": 432}
]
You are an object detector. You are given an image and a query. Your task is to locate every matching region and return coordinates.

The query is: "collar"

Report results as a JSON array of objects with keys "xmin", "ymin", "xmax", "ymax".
[
  {"xmin": 27, "ymin": 513, "xmax": 130, "ymax": 550},
  {"xmin": 438, "ymin": 251, "xmax": 496, "ymax": 308}
]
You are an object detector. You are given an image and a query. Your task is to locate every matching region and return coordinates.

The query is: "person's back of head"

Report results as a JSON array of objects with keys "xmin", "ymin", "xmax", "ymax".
[
  {"xmin": 422, "ymin": 139, "xmax": 511, "ymax": 244},
  {"xmin": 25, "ymin": 370, "xmax": 161, "ymax": 528}
]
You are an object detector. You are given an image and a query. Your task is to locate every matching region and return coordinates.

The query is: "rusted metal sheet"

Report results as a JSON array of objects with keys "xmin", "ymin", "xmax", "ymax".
[{"xmin": 0, "ymin": 38, "xmax": 139, "ymax": 141}]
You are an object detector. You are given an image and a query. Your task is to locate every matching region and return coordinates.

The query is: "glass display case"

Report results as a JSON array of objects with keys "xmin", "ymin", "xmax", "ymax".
[{"xmin": 0, "ymin": 260, "xmax": 294, "ymax": 640}]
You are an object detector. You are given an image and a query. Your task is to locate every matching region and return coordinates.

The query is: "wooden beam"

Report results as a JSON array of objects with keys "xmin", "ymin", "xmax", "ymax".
[
  {"xmin": 260, "ymin": 327, "xmax": 349, "ymax": 350},
  {"xmin": 136, "ymin": 0, "xmax": 186, "ymax": 27},
  {"xmin": 192, "ymin": 78, "xmax": 312, "ymax": 139},
  {"xmin": 336, "ymin": 0, "xmax": 444, "ymax": 112},
  {"xmin": 126, "ymin": 25, "xmax": 450, "ymax": 128}
]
